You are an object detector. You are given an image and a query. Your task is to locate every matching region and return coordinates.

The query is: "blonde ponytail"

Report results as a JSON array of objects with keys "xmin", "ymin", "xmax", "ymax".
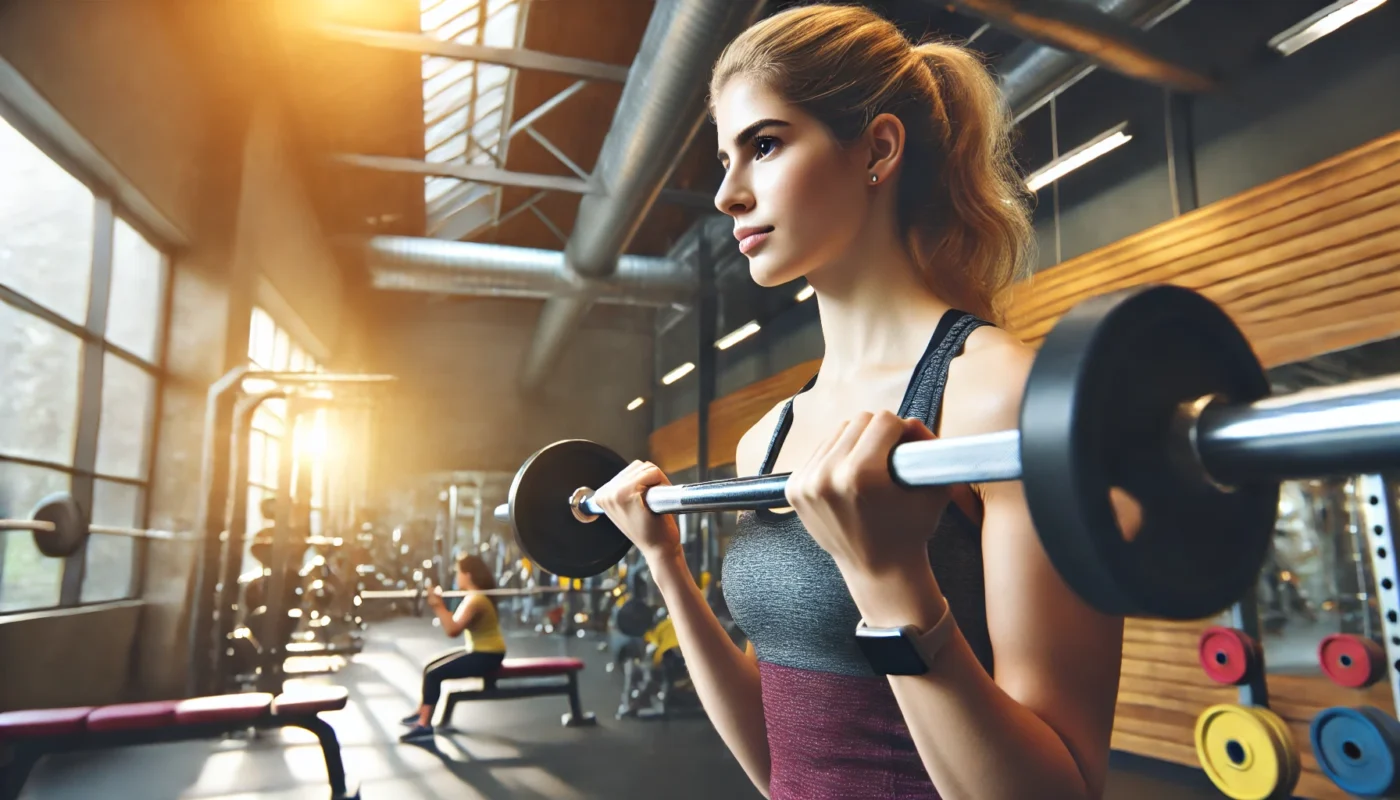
[{"xmin": 910, "ymin": 43, "xmax": 1033, "ymax": 324}]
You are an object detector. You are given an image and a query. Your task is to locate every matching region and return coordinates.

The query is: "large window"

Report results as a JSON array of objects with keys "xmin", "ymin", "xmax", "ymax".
[
  {"xmin": 0, "ymin": 114, "xmax": 169, "ymax": 612},
  {"xmin": 243, "ymin": 307, "xmax": 325, "ymax": 573}
]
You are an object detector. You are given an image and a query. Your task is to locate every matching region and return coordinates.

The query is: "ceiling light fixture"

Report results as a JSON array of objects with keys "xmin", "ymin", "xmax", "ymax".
[
  {"xmin": 1269, "ymin": 0, "xmax": 1388, "ymax": 56},
  {"xmin": 716, "ymin": 321, "xmax": 761, "ymax": 350},
  {"xmin": 661, "ymin": 363, "xmax": 695, "ymax": 385},
  {"xmin": 1025, "ymin": 123, "xmax": 1133, "ymax": 192}
]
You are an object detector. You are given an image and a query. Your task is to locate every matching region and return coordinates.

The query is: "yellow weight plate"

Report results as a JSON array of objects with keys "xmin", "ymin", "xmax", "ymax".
[
  {"xmin": 1264, "ymin": 709, "xmax": 1300, "ymax": 798},
  {"xmin": 1195, "ymin": 704, "xmax": 1288, "ymax": 800},
  {"xmin": 1248, "ymin": 706, "xmax": 1301, "ymax": 799}
]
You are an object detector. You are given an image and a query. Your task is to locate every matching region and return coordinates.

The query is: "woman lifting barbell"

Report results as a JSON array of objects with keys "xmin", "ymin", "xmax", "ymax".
[
  {"xmin": 590, "ymin": 6, "xmax": 1139, "ymax": 800},
  {"xmin": 398, "ymin": 554, "xmax": 507, "ymax": 742}
]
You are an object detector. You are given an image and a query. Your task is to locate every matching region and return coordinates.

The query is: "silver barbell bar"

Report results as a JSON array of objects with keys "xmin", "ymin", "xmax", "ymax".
[
  {"xmin": 0, "ymin": 518, "xmax": 197, "ymax": 542},
  {"xmin": 491, "ymin": 374, "xmax": 1400, "ymax": 523},
  {"xmin": 359, "ymin": 585, "xmax": 613, "ymax": 600},
  {"xmin": 0, "ymin": 518, "xmax": 350, "ymax": 547}
]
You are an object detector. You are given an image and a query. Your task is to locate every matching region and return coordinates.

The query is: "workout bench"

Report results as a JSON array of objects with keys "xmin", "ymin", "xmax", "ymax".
[
  {"xmin": 0, "ymin": 686, "xmax": 356, "ymax": 800},
  {"xmin": 439, "ymin": 657, "xmax": 595, "ymax": 728}
]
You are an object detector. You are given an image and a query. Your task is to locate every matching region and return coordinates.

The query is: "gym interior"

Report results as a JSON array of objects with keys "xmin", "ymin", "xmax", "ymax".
[{"xmin": 2, "ymin": 0, "xmax": 1400, "ymax": 798}]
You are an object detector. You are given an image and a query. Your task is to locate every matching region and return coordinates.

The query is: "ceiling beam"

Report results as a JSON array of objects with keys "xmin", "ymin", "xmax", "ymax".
[
  {"xmin": 335, "ymin": 153, "xmax": 713, "ymax": 208},
  {"xmin": 338, "ymin": 153, "xmax": 592, "ymax": 194},
  {"xmin": 317, "ymin": 24, "xmax": 630, "ymax": 83},
  {"xmin": 946, "ymin": 0, "xmax": 1212, "ymax": 92}
]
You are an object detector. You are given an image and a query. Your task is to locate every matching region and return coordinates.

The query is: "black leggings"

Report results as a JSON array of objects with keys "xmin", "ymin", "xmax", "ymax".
[{"xmin": 421, "ymin": 650, "xmax": 505, "ymax": 706}]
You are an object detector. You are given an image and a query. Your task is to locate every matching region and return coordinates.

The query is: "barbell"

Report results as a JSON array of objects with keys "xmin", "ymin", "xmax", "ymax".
[
  {"xmin": 0, "ymin": 493, "xmax": 197, "ymax": 555},
  {"xmin": 359, "ymin": 585, "xmax": 614, "ymax": 600},
  {"xmin": 0, "ymin": 494, "xmax": 347, "ymax": 557},
  {"xmin": 489, "ymin": 285, "xmax": 1400, "ymax": 621}
]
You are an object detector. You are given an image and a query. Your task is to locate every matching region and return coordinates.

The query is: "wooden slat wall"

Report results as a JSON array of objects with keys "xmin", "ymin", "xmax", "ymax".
[
  {"xmin": 650, "ymin": 358, "xmax": 821, "ymax": 475},
  {"xmin": 1005, "ymin": 131, "xmax": 1400, "ymax": 362},
  {"xmin": 649, "ymin": 130, "xmax": 1400, "ymax": 798}
]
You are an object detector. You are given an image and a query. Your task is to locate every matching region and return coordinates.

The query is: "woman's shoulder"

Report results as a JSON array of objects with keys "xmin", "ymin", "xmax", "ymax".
[{"xmin": 942, "ymin": 324, "xmax": 1035, "ymax": 438}]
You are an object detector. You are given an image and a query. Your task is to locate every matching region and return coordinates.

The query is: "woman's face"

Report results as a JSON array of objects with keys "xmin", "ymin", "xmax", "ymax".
[
  {"xmin": 712, "ymin": 76, "xmax": 873, "ymax": 287},
  {"xmin": 457, "ymin": 569, "xmax": 475, "ymax": 591}
]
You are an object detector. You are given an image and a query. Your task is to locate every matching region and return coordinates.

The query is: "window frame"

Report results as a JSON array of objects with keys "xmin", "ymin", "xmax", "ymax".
[
  {"xmin": 0, "ymin": 101, "xmax": 173, "ymax": 614},
  {"xmin": 243, "ymin": 306, "xmax": 326, "ymax": 573}
]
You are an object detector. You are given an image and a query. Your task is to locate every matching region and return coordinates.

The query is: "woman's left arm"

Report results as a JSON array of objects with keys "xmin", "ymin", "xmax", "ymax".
[{"xmin": 845, "ymin": 478, "xmax": 1125, "ymax": 800}]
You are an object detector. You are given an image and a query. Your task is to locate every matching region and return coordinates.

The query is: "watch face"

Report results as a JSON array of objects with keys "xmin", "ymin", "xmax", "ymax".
[{"xmin": 855, "ymin": 627, "xmax": 930, "ymax": 676}]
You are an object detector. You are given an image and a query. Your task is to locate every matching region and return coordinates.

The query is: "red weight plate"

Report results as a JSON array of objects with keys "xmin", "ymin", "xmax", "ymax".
[
  {"xmin": 1318, "ymin": 634, "xmax": 1386, "ymax": 689},
  {"xmin": 1198, "ymin": 626, "xmax": 1255, "ymax": 685}
]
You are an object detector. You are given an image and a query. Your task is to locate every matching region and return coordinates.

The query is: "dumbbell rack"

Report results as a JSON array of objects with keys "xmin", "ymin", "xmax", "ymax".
[{"xmin": 1356, "ymin": 474, "xmax": 1400, "ymax": 719}]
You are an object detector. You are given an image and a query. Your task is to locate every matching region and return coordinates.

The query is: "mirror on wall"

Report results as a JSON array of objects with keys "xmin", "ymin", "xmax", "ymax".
[
  {"xmin": 1252, "ymin": 336, "xmax": 1400, "ymax": 673},
  {"xmin": 1256, "ymin": 476, "xmax": 1386, "ymax": 673}
]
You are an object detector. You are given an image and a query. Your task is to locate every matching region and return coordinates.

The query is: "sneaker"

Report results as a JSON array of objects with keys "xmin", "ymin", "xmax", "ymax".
[
  {"xmin": 399, "ymin": 712, "xmax": 423, "ymax": 727},
  {"xmin": 399, "ymin": 723, "xmax": 434, "ymax": 742}
]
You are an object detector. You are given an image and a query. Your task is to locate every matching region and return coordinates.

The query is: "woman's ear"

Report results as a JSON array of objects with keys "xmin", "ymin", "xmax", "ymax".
[{"xmin": 865, "ymin": 112, "xmax": 906, "ymax": 184}]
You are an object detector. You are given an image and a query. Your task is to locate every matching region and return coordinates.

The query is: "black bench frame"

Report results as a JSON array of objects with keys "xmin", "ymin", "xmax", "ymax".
[
  {"xmin": 0, "ymin": 711, "xmax": 356, "ymax": 800},
  {"xmin": 439, "ymin": 670, "xmax": 596, "ymax": 728}
]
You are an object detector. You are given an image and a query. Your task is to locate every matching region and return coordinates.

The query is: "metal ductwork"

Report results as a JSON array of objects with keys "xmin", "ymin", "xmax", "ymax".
[
  {"xmin": 565, "ymin": 0, "xmax": 761, "ymax": 282},
  {"xmin": 998, "ymin": 0, "xmax": 1194, "ymax": 123},
  {"xmin": 364, "ymin": 236, "xmax": 692, "ymax": 307},
  {"xmin": 518, "ymin": 0, "xmax": 764, "ymax": 390}
]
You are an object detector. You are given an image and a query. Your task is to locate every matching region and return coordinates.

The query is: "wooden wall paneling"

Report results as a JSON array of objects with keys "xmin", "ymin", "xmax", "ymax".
[
  {"xmin": 649, "ymin": 357, "xmax": 820, "ymax": 474},
  {"xmin": 1007, "ymin": 134, "xmax": 1400, "ymax": 327},
  {"xmin": 1011, "ymin": 154, "xmax": 1400, "ymax": 344}
]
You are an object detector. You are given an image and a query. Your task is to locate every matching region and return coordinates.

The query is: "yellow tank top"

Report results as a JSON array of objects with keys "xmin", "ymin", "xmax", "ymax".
[{"xmin": 464, "ymin": 594, "xmax": 506, "ymax": 654}]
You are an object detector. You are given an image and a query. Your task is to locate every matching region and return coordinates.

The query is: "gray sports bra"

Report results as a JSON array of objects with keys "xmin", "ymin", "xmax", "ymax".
[{"xmin": 721, "ymin": 309, "xmax": 995, "ymax": 678}]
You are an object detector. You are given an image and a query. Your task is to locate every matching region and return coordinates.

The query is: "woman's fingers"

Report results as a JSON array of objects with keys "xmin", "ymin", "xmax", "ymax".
[
  {"xmin": 843, "ymin": 412, "xmax": 908, "ymax": 489},
  {"xmin": 788, "ymin": 413, "xmax": 875, "ymax": 507},
  {"xmin": 899, "ymin": 416, "xmax": 937, "ymax": 443},
  {"xmin": 595, "ymin": 460, "xmax": 672, "ymax": 514},
  {"xmin": 633, "ymin": 461, "xmax": 672, "ymax": 488}
]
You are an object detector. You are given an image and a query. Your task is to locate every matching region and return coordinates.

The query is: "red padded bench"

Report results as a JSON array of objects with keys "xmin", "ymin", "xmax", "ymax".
[
  {"xmin": 0, "ymin": 687, "xmax": 355, "ymax": 800},
  {"xmin": 440, "ymin": 657, "xmax": 595, "ymax": 728}
]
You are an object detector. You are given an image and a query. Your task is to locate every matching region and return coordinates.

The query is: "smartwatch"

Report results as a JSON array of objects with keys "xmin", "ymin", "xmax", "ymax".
[{"xmin": 855, "ymin": 602, "xmax": 956, "ymax": 676}]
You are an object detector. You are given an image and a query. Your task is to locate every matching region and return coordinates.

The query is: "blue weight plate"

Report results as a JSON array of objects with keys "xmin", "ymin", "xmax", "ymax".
[
  {"xmin": 1310, "ymin": 705, "xmax": 1400, "ymax": 798},
  {"xmin": 1020, "ymin": 285, "xmax": 1278, "ymax": 619}
]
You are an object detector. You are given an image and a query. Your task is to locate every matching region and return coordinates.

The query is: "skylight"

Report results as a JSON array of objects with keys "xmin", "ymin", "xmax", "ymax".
[{"xmin": 420, "ymin": 0, "xmax": 523, "ymax": 215}]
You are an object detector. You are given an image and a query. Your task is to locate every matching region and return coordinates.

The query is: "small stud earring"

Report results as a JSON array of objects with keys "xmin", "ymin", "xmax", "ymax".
[{"xmin": 870, "ymin": 173, "xmax": 878, "ymax": 183}]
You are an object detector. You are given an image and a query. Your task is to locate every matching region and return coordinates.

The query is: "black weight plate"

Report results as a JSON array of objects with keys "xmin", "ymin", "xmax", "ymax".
[
  {"xmin": 30, "ymin": 491, "xmax": 87, "ymax": 558},
  {"xmin": 615, "ymin": 598, "xmax": 654, "ymax": 639},
  {"xmin": 1020, "ymin": 285, "xmax": 1278, "ymax": 620},
  {"xmin": 508, "ymin": 440, "xmax": 633, "ymax": 578}
]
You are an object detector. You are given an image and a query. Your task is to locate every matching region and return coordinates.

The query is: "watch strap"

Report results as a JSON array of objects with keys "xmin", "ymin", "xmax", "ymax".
[
  {"xmin": 913, "ymin": 600, "xmax": 956, "ymax": 664},
  {"xmin": 857, "ymin": 599, "xmax": 957, "ymax": 673}
]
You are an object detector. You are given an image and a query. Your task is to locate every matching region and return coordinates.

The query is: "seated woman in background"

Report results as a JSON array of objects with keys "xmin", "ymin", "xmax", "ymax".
[{"xmin": 399, "ymin": 554, "xmax": 507, "ymax": 742}]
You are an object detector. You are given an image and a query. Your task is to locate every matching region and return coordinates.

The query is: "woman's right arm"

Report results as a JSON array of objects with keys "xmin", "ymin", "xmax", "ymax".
[
  {"xmin": 592, "ymin": 411, "xmax": 782, "ymax": 796},
  {"xmin": 646, "ymin": 543, "xmax": 770, "ymax": 794}
]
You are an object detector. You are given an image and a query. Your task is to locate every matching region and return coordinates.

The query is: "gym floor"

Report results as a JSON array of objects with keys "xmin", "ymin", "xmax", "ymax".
[{"xmin": 19, "ymin": 617, "xmax": 1229, "ymax": 800}]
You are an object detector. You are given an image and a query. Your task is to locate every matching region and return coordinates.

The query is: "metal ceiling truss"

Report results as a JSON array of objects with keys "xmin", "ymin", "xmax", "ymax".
[
  {"xmin": 329, "ymin": 10, "xmax": 711, "ymax": 244},
  {"xmin": 318, "ymin": 23, "xmax": 630, "ymax": 83}
]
